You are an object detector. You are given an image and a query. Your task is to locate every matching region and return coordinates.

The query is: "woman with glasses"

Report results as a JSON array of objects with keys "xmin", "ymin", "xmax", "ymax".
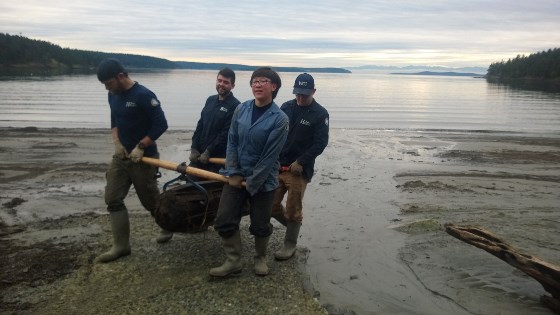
[{"xmin": 210, "ymin": 67, "xmax": 289, "ymax": 277}]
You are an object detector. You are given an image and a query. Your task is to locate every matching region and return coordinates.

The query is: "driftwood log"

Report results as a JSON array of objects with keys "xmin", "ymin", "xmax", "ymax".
[{"xmin": 445, "ymin": 224, "xmax": 560, "ymax": 314}]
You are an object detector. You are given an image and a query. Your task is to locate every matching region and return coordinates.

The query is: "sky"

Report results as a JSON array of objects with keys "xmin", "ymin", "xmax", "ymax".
[{"xmin": 2, "ymin": 0, "xmax": 559, "ymax": 69}]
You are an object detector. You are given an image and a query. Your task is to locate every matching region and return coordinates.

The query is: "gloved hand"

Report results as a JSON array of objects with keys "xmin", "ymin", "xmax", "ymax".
[
  {"xmin": 129, "ymin": 144, "xmax": 144, "ymax": 163},
  {"xmin": 114, "ymin": 139, "xmax": 128, "ymax": 160},
  {"xmin": 199, "ymin": 150, "xmax": 210, "ymax": 164},
  {"xmin": 289, "ymin": 160, "xmax": 303, "ymax": 175},
  {"xmin": 228, "ymin": 175, "xmax": 244, "ymax": 188},
  {"xmin": 189, "ymin": 149, "xmax": 200, "ymax": 163}
]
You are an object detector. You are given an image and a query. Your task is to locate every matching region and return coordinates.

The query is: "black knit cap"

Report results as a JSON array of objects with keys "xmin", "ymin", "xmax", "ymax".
[{"xmin": 97, "ymin": 58, "xmax": 126, "ymax": 81}]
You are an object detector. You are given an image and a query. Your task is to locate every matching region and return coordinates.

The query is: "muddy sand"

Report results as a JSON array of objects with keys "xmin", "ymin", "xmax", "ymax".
[{"xmin": 1, "ymin": 127, "xmax": 559, "ymax": 315}]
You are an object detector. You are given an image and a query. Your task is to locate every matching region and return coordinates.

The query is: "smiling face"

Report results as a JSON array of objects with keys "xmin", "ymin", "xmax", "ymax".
[
  {"xmin": 251, "ymin": 76, "xmax": 276, "ymax": 106},
  {"xmin": 215, "ymin": 74, "xmax": 235, "ymax": 98}
]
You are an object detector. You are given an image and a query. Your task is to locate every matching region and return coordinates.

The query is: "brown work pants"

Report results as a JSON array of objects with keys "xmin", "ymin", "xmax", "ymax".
[{"xmin": 271, "ymin": 171, "xmax": 308, "ymax": 223}]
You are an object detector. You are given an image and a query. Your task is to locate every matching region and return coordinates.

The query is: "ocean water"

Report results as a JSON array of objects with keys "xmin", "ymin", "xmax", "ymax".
[{"xmin": 1, "ymin": 69, "xmax": 560, "ymax": 134}]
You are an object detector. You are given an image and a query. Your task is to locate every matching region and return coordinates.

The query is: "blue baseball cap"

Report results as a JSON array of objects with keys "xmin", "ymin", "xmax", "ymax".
[{"xmin": 293, "ymin": 73, "xmax": 315, "ymax": 95}]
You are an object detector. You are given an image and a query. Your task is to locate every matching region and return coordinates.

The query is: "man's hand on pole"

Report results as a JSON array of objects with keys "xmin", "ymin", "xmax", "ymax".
[
  {"xmin": 189, "ymin": 149, "xmax": 201, "ymax": 163},
  {"xmin": 130, "ymin": 144, "xmax": 145, "ymax": 163},
  {"xmin": 289, "ymin": 160, "xmax": 303, "ymax": 175}
]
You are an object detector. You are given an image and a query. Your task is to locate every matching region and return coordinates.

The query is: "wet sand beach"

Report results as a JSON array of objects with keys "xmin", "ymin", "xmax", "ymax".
[{"xmin": 1, "ymin": 127, "xmax": 559, "ymax": 314}]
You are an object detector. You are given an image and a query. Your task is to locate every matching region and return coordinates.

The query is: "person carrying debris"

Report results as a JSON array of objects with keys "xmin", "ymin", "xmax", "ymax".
[
  {"xmin": 189, "ymin": 68, "xmax": 240, "ymax": 175},
  {"xmin": 210, "ymin": 67, "xmax": 289, "ymax": 277},
  {"xmin": 95, "ymin": 58, "xmax": 172, "ymax": 263},
  {"xmin": 272, "ymin": 73, "xmax": 329, "ymax": 260}
]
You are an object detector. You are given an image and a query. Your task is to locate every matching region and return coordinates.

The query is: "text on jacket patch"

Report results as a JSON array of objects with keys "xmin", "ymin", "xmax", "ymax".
[{"xmin": 300, "ymin": 119, "xmax": 311, "ymax": 126}]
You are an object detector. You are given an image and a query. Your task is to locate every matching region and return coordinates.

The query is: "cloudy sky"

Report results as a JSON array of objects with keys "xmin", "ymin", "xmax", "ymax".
[{"xmin": 2, "ymin": 0, "xmax": 559, "ymax": 68}]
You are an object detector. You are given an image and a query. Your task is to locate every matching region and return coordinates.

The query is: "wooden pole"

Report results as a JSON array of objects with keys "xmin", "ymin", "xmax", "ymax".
[
  {"xmin": 141, "ymin": 157, "xmax": 228, "ymax": 183},
  {"xmin": 208, "ymin": 157, "xmax": 225, "ymax": 165}
]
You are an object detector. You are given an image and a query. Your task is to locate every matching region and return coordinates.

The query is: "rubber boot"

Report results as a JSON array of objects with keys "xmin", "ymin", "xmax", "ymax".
[
  {"xmin": 274, "ymin": 222, "xmax": 301, "ymax": 261},
  {"xmin": 209, "ymin": 231, "xmax": 242, "ymax": 277},
  {"xmin": 254, "ymin": 236, "xmax": 270, "ymax": 276},
  {"xmin": 156, "ymin": 229, "xmax": 173, "ymax": 244},
  {"xmin": 95, "ymin": 210, "xmax": 131, "ymax": 263},
  {"xmin": 272, "ymin": 213, "xmax": 287, "ymax": 227}
]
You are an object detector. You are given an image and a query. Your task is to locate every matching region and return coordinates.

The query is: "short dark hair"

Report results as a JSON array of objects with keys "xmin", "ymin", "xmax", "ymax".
[
  {"xmin": 218, "ymin": 67, "xmax": 236, "ymax": 84},
  {"xmin": 250, "ymin": 67, "xmax": 282, "ymax": 99}
]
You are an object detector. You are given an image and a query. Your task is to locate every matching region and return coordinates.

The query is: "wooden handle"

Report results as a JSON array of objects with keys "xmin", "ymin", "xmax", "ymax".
[
  {"xmin": 208, "ymin": 157, "xmax": 226, "ymax": 165},
  {"xmin": 141, "ymin": 157, "xmax": 228, "ymax": 183}
]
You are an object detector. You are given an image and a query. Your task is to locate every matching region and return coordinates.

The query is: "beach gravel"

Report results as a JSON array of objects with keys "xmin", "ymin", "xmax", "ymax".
[
  {"xmin": 1, "ymin": 212, "xmax": 326, "ymax": 315},
  {"xmin": 1, "ymin": 127, "xmax": 559, "ymax": 314}
]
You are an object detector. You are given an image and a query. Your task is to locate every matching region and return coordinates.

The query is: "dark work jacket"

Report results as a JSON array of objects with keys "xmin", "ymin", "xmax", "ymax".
[
  {"xmin": 279, "ymin": 99, "xmax": 329, "ymax": 182},
  {"xmin": 191, "ymin": 93, "xmax": 240, "ymax": 158},
  {"xmin": 109, "ymin": 82, "xmax": 168, "ymax": 157}
]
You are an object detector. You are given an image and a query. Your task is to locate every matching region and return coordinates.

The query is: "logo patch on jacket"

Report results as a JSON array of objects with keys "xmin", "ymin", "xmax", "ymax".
[
  {"xmin": 125, "ymin": 102, "xmax": 136, "ymax": 108},
  {"xmin": 219, "ymin": 106, "xmax": 228, "ymax": 112},
  {"xmin": 151, "ymin": 98, "xmax": 160, "ymax": 107},
  {"xmin": 299, "ymin": 119, "xmax": 311, "ymax": 126},
  {"xmin": 324, "ymin": 117, "xmax": 329, "ymax": 126}
]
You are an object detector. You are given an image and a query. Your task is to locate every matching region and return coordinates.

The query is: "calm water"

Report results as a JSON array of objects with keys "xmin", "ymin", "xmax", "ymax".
[{"xmin": 1, "ymin": 70, "xmax": 560, "ymax": 134}]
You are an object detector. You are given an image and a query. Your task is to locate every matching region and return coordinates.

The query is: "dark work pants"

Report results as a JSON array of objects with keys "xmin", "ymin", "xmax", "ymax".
[
  {"xmin": 214, "ymin": 184, "xmax": 275, "ymax": 239},
  {"xmin": 104, "ymin": 156, "xmax": 160, "ymax": 214}
]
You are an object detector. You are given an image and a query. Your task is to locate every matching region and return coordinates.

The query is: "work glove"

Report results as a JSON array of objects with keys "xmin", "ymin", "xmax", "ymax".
[
  {"xmin": 114, "ymin": 139, "xmax": 128, "ymax": 160},
  {"xmin": 189, "ymin": 149, "xmax": 200, "ymax": 163},
  {"xmin": 129, "ymin": 144, "xmax": 144, "ymax": 163},
  {"xmin": 199, "ymin": 150, "xmax": 210, "ymax": 164},
  {"xmin": 228, "ymin": 175, "xmax": 244, "ymax": 188},
  {"xmin": 289, "ymin": 160, "xmax": 303, "ymax": 176}
]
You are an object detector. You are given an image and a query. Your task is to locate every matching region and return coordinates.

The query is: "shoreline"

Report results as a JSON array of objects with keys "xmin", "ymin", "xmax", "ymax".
[
  {"xmin": 1, "ymin": 127, "xmax": 559, "ymax": 314},
  {"xmin": 3, "ymin": 125, "xmax": 560, "ymax": 134}
]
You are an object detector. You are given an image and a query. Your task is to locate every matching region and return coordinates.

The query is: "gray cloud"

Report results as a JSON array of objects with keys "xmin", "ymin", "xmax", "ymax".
[{"xmin": 1, "ymin": 0, "xmax": 559, "ymax": 68}]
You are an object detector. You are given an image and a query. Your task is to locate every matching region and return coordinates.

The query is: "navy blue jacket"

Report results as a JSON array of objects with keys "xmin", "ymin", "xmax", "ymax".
[
  {"xmin": 109, "ymin": 82, "xmax": 168, "ymax": 157},
  {"xmin": 191, "ymin": 93, "xmax": 240, "ymax": 157},
  {"xmin": 279, "ymin": 99, "xmax": 329, "ymax": 182}
]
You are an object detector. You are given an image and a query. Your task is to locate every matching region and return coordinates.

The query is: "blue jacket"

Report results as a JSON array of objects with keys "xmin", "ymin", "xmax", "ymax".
[
  {"xmin": 191, "ymin": 93, "xmax": 240, "ymax": 157},
  {"xmin": 279, "ymin": 99, "xmax": 329, "ymax": 182},
  {"xmin": 109, "ymin": 82, "xmax": 168, "ymax": 157},
  {"xmin": 221, "ymin": 100, "xmax": 289, "ymax": 195}
]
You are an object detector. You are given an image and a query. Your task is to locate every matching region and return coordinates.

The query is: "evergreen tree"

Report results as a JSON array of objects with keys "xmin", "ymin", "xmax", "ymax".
[{"xmin": 487, "ymin": 48, "xmax": 560, "ymax": 80}]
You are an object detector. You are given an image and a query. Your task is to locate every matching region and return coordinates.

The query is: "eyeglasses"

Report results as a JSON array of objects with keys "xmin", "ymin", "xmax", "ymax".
[{"xmin": 251, "ymin": 79, "xmax": 271, "ymax": 86}]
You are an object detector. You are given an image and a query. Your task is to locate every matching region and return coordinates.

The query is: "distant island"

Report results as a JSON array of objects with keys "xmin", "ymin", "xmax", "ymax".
[
  {"xmin": 0, "ymin": 33, "xmax": 351, "ymax": 76},
  {"xmin": 173, "ymin": 61, "xmax": 351, "ymax": 74},
  {"xmin": 390, "ymin": 71, "xmax": 484, "ymax": 77},
  {"xmin": 348, "ymin": 65, "xmax": 488, "ymax": 74}
]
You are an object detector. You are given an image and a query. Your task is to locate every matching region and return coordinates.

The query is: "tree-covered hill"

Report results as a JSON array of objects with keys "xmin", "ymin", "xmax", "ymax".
[
  {"xmin": 486, "ymin": 48, "xmax": 560, "ymax": 92},
  {"xmin": 0, "ymin": 33, "xmax": 350, "ymax": 76},
  {"xmin": 487, "ymin": 48, "xmax": 560, "ymax": 79},
  {"xmin": 174, "ymin": 61, "xmax": 350, "ymax": 73},
  {"xmin": 1, "ymin": 33, "xmax": 178, "ymax": 75}
]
